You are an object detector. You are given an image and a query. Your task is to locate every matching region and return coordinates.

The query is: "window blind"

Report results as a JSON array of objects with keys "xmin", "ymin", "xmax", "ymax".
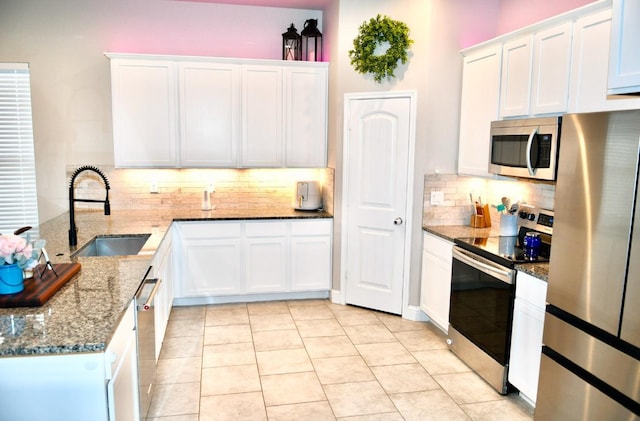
[{"xmin": 0, "ymin": 63, "xmax": 39, "ymax": 238}]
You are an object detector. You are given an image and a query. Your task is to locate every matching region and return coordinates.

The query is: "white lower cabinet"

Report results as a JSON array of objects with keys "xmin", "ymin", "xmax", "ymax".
[
  {"xmin": 173, "ymin": 219, "xmax": 332, "ymax": 301},
  {"xmin": 509, "ymin": 271, "xmax": 548, "ymax": 405},
  {"xmin": 152, "ymin": 227, "xmax": 173, "ymax": 362},
  {"xmin": 420, "ymin": 232, "xmax": 453, "ymax": 333},
  {"xmin": 0, "ymin": 301, "xmax": 139, "ymax": 421}
]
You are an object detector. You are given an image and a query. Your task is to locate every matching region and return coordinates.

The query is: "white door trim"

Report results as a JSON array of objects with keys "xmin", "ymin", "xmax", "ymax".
[{"xmin": 339, "ymin": 90, "xmax": 417, "ymax": 317}]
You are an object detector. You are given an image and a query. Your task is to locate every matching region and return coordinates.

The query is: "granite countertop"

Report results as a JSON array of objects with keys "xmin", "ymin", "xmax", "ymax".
[
  {"xmin": 0, "ymin": 208, "xmax": 332, "ymax": 356},
  {"xmin": 423, "ymin": 224, "xmax": 550, "ymax": 282}
]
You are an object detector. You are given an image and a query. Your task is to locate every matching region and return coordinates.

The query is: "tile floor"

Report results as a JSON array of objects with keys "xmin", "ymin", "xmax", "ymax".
[{"xmin": 147, "ymin": 299, "xmax": 534, "ymax": 421}]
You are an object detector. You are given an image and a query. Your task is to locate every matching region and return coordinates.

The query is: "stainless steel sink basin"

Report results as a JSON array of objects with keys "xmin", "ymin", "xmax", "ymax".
[{"xmin": 72, "ymin": 234, "xmax": 151, "ymax": 257}]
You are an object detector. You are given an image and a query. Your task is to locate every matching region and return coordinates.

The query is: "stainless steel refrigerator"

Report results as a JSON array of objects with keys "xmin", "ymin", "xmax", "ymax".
[{"xmin": 535, "ymin": 110, "xmax": 640, "ymax": 419}]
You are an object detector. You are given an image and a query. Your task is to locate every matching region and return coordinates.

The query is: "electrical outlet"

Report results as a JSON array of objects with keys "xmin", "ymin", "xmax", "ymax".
[
  {"xmin": 150, "ymin": 181, "xmax": 158, "ymax": 194},
  {"xmin": 430, "ymin": 191, "xmax": 444, "ymax": 206}
]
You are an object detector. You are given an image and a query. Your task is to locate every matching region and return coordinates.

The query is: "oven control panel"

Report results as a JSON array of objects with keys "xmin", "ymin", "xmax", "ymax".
[{"xmin": 517, "ymin": 204, "xmax": 554, "ymax": 235}]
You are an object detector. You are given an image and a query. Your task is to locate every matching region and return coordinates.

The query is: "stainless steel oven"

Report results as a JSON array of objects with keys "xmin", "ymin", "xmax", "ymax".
[{"xmin": 448, "ymin": 246, "xmax": 516, "ymax": 394}]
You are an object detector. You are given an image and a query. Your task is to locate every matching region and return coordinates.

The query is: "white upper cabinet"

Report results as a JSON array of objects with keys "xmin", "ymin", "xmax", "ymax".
[
  {"xmin": 500, "ymin": 35, "xmax": 533, "ymax": 118},
  {"xmin": 530, "ymin": 22, "xmax": 573, "ymax": 115},
  {"xmin": 179, "ymin": 61, "xmax": 240, "ymax": 167},
  {"xmin": 241, "ymin": 65, "xmax": 283, "ymax": 167},
  {"xmin": 568, "ymin": 9, "xmax": 640, "ymax": 112},
  {"xmin": 107, "ymin": 54, "xmax": 328, "ymax": 168},
  {"xmin": 458, "ymin": 45, "xmax": 502, "ymax": 177},
  {"xmin": 284, "ymin": 67, "xmax": 328, "ymax": 167},
  {"xmin": 110, "ymin": 59, "xmax": 178, "ymax": 167},
  {"xmin": 608, "ymin": 0, "xmax": 640, "ymax": 94}
]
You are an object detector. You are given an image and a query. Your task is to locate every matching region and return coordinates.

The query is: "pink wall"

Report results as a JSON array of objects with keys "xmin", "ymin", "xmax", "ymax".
[{"xmin": 496, "ymin": 0, "xmax": 596, "ymax": 35}]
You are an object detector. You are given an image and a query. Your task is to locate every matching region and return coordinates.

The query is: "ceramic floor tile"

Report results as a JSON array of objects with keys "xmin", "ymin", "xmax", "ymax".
[
  {"xmin": 303, "ymin": 335, "xmax": 359, "ymax": 358},
  {"xmin": 256, "ymin": 348, "xmax": 314, "ymax": 375},
  {"xmin": 375, "ymin": 312, "xmax": 430, "ymax": 332},
  {"xmin": 148, "ymin": 415, "xmax": 198, "ymax": 421},
  {"xmin": 169, "ymin": 305, "xmax": 206, "ymax": 321},
  {"xmin": 203, "ymin": 324, "xmax": 252, "ymax": 345},
  {"xmin": 390, "ymin": 389, "xmax": 471, "ymax": 421},
  {"xmin": 201, "ymin": 364, "xmax": 261, "ymax": 396},
  {"xmin": 336, "ymin": 413, "xmax": 404, "ymax": 421},
  {"xmin": 266, "ymin": 401, "xmax": 336, "ymax": 421},
  {"xmin": 393, "ymin": 329, "xmax": 448, "ymax": 352},
  {"xmin": 147, "ymin": 381, "xmax": 200, "ymax": 418},
  {"xmin": 261, "ymin": 371, "xmax": 326, "ymax": 406},
  {"xmin": 356, "ymin": 342, "xmax": 416, "ymax": 366},
  {"xmin": 296, "ymin": 318, "xmax": 345, "ymax": 338},
  {"xmin": 343, "ymin": 323, "xmax": 396, "ymax": 344},
  {"xmin": 164, "ymin": 318, "xmax": 205, "ymax": 338},
  {"xmin": 207, "ymin": 302, "xmax": 247, "ymax": 311},
  {"xmin": 287, "ymin": 298, "xmax": 331, "ymax": 307},
  {"xmin": 204, "ymin": 307, "xmax": 249, "ymax": 326},
  {"xmin": 247, "ymin": 300, "xmax": 290, "ymax": 315},
  {"xmin": 370, "ymin": 363, "xmax": 439, "ymax": 394},
  {"xmin": 202, "ymin": 342, "xmax": 256, "ymax": 368},
  {"xmin": 156, "ymin": 357, "xmax": 202, "ymax": 384},
  {"xmin": 433, "ymin": 372, "xmax": 503, "ymax": 404},
  {"xmin": 199, "ymin": 391, "xmax": 266, "ymax": 421},
  {"xmin": 288, "ymin": 304, "xmax": 335, "ymax": 321},
  {"xmin": 252, "ymin": 328, "xmax": 303, "ymax": 351},
  {"xmin": 312, "ymin": 355, "xmax": 375, "ymax": 384},
  {"xmin": 160, "ymin": 336, "xmax": 204, "ymax": 359},
  {"xmin": 333, "ymin": 309, "xmax": 381, "ymax": 326},
  {"xmin": 249, "ymin": 313, "xmax": 296, "ymax": 331},
  {"xmin": 460, "ymin": 397, "xmax": 534, "ymax": 421},
  {"xmin": 412, "ymin": 349, "xmax": 471, "ymax": 375},
  {"xmin": 323, "ymin": 380, "xmax": 396, "ymax": 418}
]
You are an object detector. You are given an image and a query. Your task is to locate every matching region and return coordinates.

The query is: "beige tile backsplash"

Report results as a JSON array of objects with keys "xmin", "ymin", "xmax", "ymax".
[
  {"xmin": 423, "ymin": 173, "xmax": 555, "ymax": 228},
  {"xmin": 68, "ymin": 166, "xmax": 335, "ymax": 214}
]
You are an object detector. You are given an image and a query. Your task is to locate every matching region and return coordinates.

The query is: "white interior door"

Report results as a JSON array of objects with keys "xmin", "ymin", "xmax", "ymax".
[{"xmin": 343, "ymin": 95, "xmax": 413, "ymax": 315}]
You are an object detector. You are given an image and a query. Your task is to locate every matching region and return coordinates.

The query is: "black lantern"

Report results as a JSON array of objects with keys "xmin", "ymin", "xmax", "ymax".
[
  {"xmin": 282, "ymin": 24, "xmax": 301, "ymax": 61},
  {"xmin": 301, "ymin": 19, "xmax": 323, "ymax": 62}
]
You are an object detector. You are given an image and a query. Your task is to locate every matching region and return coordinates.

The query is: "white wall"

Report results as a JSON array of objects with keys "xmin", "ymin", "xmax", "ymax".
[{"xmin": 0, "ymin": 0, "xmax": 321, "ymax": 222}]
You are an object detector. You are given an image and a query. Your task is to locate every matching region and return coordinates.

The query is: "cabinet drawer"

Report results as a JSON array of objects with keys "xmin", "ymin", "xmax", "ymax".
[
  {"xmin": 516, "ymin": 272, "xmax": 547, "ymax": 307},
  {"xmin": 178, "ymin": 222, "xmax": 242, "ymax": 239},
  {"xmin": 423, "ymin": 232, "xmax": 453, "ymax": 261},
  {"xmin": 245, "ymin": 221, "xmax": 287, "ymax": 237},
  {"xmin": 291, "ymin": 220, "xmax": 332, "ymax": 236}
]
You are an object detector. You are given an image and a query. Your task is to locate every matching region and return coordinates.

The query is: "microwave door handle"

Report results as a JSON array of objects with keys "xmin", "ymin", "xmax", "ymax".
[{"xmin": 526, "ymin": 128, "xmax": 537, "ymax": 176}]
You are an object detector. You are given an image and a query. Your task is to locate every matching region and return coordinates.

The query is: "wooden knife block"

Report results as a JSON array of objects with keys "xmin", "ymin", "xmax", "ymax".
[{"xmin": 470, "ymin": 204, "xmax": 492, "ymax": 228}]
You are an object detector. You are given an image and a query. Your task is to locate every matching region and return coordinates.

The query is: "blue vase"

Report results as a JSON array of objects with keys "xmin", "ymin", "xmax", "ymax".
[{"xmin": 0, "ymin": 263, "xmax": 24, "ymax": 295}]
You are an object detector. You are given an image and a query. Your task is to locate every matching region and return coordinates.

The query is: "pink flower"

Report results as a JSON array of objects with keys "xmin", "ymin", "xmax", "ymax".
[{"xmin": 0, "ymin": 234, "xmax": 36, "ymax": 268}]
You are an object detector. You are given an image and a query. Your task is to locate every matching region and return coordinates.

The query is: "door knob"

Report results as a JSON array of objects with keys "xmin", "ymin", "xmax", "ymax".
[{"xmin": 394, "ymin": 217, "xmax": 403, "ymax": 225}]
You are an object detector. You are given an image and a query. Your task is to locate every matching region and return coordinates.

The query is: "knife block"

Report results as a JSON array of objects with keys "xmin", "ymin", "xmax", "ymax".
[{"xmin": 470, "ymin": 204, "xmax": 491, "ymax": 228}]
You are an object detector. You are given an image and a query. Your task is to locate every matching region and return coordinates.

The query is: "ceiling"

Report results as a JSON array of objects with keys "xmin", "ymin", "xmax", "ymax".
[{"xmin": 175, "ymin": 0, "xmax": 331, "ymax": 9}]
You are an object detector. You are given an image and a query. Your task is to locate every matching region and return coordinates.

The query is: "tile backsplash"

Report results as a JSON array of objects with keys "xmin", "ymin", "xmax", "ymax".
[
  {"xmin": 423, "ymin": 173, "xmax": 555, "ymax": 228},
  {"xmin": 67, "ymin": 166, "xmax": 335, "ymax": 214}
]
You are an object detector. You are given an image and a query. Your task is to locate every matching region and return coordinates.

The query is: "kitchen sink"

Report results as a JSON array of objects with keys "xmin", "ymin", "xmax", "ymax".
[{"xmin": 71, "ymin": 234, "xmax": 151, "ymax": 258}]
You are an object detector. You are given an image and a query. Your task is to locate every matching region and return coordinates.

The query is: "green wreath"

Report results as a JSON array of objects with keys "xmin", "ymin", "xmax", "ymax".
[{"xmin": 348, "ymin": 15, "xmax": 414, "ymax": 83}]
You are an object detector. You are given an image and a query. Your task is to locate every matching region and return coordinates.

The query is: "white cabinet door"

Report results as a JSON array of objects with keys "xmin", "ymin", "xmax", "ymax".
[
  {"xmin": 500, "ymin": 35, "xmax": 533, "ymax": 118},
  {"xmin": 284, "ymin": 66, "xmax": 328, "ymax": 167},
  {"xmin": 152, "ymin": 230, "xmax": 173, "ymax": 361},
  {"xmin": 458, "ymin": 45, "xmax": 502, "ymax": 177},
  {"xmin": 568, "ymin": 9, "xmax": 640, "ymax": 112},
  {"xmin": 110, "ymin": 59, "xmax": 177, "ymax": 168},
  {"xmin": 509, "ymin": 271, "xmax": 547, "ymax": 405},
  {"xmin": 608, "ymin": 0, "xmax": 640, "ymax": 94},
  {"xmin": 179, "ymin": 62, "xmax": 240, "ymax": 167},
  {"xmin": 419, "ymin": 232, "xmax": 453, "ymax": 333},
  {"xmin": 241, "ymin": 65, "xmax": 283, "ymax": 167},
  {"xmin": 290, "ymin": 220, "xmax": 332, "ymax": 291},
  {"xmin": 530, "ymin": 22, "xmax": 573, "ymax": 115},
  {"xmin": 175, "ymin": 222, "xmax": 243, "ymax": 297},
  {"xmin": 244, "ymin": 222, "xmax": 288, "ymax": 293}
]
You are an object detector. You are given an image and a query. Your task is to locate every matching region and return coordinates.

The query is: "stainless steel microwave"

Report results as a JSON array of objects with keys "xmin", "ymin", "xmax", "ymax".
[{"xmin": 489, "ymin": 116, "xmax": 561, "ymax": 181}]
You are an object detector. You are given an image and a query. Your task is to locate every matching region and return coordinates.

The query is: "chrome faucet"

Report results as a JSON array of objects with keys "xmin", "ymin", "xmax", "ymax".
[{"xmin": 68, "ymin": 165, "xmax": 110, "ymax": 246}]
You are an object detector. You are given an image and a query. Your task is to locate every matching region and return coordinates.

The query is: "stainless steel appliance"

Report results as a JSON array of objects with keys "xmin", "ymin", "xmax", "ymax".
[
  {"xmin": 449, "ymin": 206, "xmax": 554, "ymax": 394},
  {"xmin": 535, "ymin": 111, "xmax": 640, "ymax": 419},
  {"xmin": 489, "ymin": 116, "xmax": 561, "ymax": 181},
  {"xmin": 135, "ymin": 268, "xmax": 161, "ymax": 421}
]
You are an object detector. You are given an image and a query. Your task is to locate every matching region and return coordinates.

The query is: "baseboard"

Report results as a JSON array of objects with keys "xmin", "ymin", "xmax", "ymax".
[
  {"xmin": 403, "ymin": 305, "xmax": 429, "ymax": 322},
  {"xmin": 173, "ymin": 290, "xmax": 330, "ymax": 307}
]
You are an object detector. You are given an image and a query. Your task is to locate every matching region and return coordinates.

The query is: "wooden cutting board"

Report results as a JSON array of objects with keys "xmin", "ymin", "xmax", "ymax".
[{"xmin": 0, "ymin": 263, "xmax": 81, "ymax": 308}]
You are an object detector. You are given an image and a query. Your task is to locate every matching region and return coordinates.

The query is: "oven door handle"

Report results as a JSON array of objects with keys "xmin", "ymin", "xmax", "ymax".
[{"xmin": 452, "ymin": 246, "xmax": 515, "ymax": 285}]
